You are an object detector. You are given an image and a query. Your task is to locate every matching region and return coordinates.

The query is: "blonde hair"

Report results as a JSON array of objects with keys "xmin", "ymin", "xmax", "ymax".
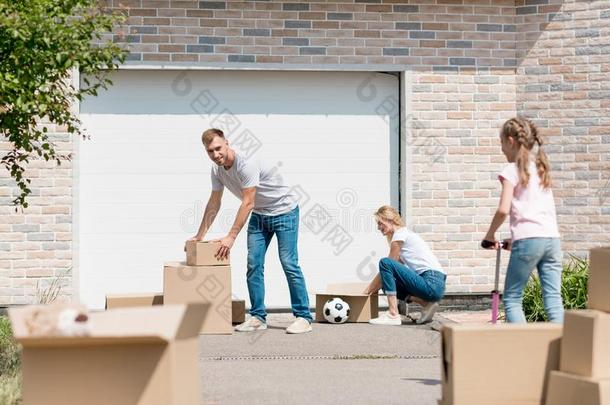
[
  {"xmin": 374, "ymin": 205, "xmax": 405, "ymax": 244},
  {"xmin": 201, "ymin": 128, "xmax": 225, "ymax": 147},
  {"xmin": 500, "ymin": 117, "xmax": 551, "ymax": 189}
]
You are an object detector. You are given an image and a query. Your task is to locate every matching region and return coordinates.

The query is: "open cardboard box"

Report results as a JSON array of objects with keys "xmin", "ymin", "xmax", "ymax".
[
  {"xmin": 546, "ymin": 371, "xmax": 610, "ymax": 405},
  {"xmin": 164, "ymin": 262, "xmax": 232, "ymax": 334},
  {"xmin": 440, "ymin": 323, "xmax": 562, "ymax": 405},
  {"xmin": 105, "ymin": 292, "xmax": 163, "ymax": 309},
  {"xmin": 315, "ymin": 283, "xmax": 378, "ymax": 323},
  {"xmin": 9, "ymin": 303, "xmax": 208, "ymax": 405},
  {"xmin": 185, "ymin": 240, "xmax": 229, "ymax": 266}
]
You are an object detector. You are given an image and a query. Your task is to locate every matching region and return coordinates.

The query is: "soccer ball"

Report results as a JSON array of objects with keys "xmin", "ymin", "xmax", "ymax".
[{"xmin": 323, "ymin": 298, "xmax": 350, "ymax": 324}]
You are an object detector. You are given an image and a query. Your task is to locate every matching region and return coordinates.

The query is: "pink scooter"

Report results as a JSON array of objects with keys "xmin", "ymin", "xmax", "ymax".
[{"xmin": 481, "ymin": 239, "xmax": 511, "ymax": 324}]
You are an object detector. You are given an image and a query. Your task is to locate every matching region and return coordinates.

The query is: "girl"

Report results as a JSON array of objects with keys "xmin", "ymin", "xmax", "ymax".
[
  {"xmin": 365, "ymin": 205, "xmax": 446, "ymax": 325},
  {"xmin": 483, "ymin": 117, "xmax": 564, "ymax": 323}
]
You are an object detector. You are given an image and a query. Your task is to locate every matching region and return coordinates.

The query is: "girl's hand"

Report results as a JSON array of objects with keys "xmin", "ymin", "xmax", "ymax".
[{"xmin": 481, "ymin": 238, "xmax": 499, "ymax": 250}]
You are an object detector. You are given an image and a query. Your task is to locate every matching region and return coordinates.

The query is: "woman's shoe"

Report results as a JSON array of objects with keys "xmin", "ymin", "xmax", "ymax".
[
  {"xmin": 416, "ymin": 302, "xmax": 439, "ymax": 324},
  {"xmin": 369, "ymin": 313, "xmax": 402, "ymax": 326}
]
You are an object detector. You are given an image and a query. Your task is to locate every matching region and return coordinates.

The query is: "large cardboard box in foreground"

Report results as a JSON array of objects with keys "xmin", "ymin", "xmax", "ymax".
[
  {"xmin": 105, "ymin": 292, "xmax": 163, "ymax": 309},
  {"xmin": 589, "ymin": 248, "xmax": 610, "ymax": 312},
  {"xmin": 185, "ymin": 240, "xmax": 229, "ymax": 266},
  {"xmin": 560, "ymin": 310, "xmax": 610, "ymax": 378},
  {"xmin": 440, "ymin": 323, "xmax": 562, "ymax": 405},
  {"xmin": 546, "ymin": 371, "xmax": 610, "ymax": 405},
  {"xmin": 315, "ymin": 283, "xmax": 378, "ymax": 323},
  {"xmin": 164, "ymin": 262, "xmax": 232, "ymax": 334},
  {"xmin": 9, "ymin": 304, "xmax": 207, "ymax": 405}
]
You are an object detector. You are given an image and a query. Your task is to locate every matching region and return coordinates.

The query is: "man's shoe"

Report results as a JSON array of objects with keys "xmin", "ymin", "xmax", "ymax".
[
  {"xmin": 234, "ymin": 317, "xmax": 268, "ymax": 332},
  {"xmin": 286, "ymin": 317, "xmax": 312, "ymax": 334},
  {"xmin": 369, "ymin": 313, "xmax": 402, "ymax": 326}
]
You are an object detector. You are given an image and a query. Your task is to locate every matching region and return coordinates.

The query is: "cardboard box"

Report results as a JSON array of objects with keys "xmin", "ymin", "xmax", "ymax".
[
  {"xmin": 9, "ymin": 303, "xmax": 207, "ymax": 405},
  {"xmin": 545, "ymin": 371, "xmax": 610, "ymax": 405},
  {"xmin": 440, "ymin": 323, "xmax": 562, "ymax": 405},
  {"xmin": 560, "ymin": 310, "xmax": 610, "ymax": 378},
  {"xmin": 315, "ymin": 283, "xmax": 378, "ymax": 323},
  {"xmin": 105, "ymin": 293, "xmax": 163, "ymax": 309},
  {"xmin": 164, "ymin": 262, "xmax": 232, "ymax": 334},
  {"xmin": 589, "ymin": 248, "xmax": 610, "ymax": 312},
  {"xmin": 232, "ymin": 299, "xmax": 246, "ymax": 324},
  {"xmin": 185, "ymin": 240, "xmax": 229, "ymax": 266}
]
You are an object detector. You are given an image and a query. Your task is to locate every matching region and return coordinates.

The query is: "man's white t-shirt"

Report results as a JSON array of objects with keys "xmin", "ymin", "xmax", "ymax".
[
  {"xmin": 391, "ymin": 227, "xmax": 445, "ymax": 275},
  {"xmin": 211, "ymin": 153, "xmax": 297, "ymax": 216}
]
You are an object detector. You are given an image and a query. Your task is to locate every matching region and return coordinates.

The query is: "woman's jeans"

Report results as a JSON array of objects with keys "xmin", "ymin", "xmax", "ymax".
[
  {"xmin": 503, "ymin": 237, "xmax": 564, "ymax": 324},
  {"xmin": 247, "ymin": 206, "xmax": 312, "ymax": 322},
  {"xmin": 378, "ymin": 258, "xmax": 446, "ymax": 303}
]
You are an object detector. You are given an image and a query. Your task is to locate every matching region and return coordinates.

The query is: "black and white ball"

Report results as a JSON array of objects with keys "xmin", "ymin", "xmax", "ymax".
[{"xmin": 323, "ymin": 298, "xmax": 350, "ymax": 324}]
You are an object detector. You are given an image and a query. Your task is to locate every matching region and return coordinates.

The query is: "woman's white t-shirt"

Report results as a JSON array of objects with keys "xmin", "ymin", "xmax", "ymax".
[{"xmin": 391, "ymin": 227, "xmax": 444, "ymax": 275}]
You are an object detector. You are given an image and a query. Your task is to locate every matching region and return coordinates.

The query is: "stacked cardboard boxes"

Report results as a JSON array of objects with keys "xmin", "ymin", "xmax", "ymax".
[
  {"xmin": 104, "ymin": 240, "xmax": 242, "ymax": 334},
  {"xmin": 545, "ymin": 247, "xmax": 610, "ymax": 405},
  {"xmin": 164, "ymin": 240, "xmax": 232, "ymax": 334}
]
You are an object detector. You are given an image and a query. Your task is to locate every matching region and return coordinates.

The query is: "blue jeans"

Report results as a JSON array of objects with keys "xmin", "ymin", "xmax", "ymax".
[
  {"xmin": 503, "ymin": 237, "xmax": 564, "ymax": 323},
  {"xmin": 247, "ymin": 206, "xmax": 312, "ymax": 322},
  {"xmin": 378, "ymin": 258, "xmax": 446, "ymax": 303}
]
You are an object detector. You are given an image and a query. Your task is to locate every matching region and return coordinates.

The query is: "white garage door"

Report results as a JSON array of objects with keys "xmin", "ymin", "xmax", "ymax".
[{"xmin": 78, "ymin": 70, "xmax": 399, "ymax": 309}]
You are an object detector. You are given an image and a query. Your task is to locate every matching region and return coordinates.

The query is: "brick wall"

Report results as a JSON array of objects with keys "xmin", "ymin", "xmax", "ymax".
[
  {"xmin": 409, "ymin": 68, "xmax": 517, "ymax": 293},
  {"xmin": 1, "ymin": 0, "xmax": 608, "ymax": 304},
  {"xmin": 106, "ymin": 0, "xmax": 518, "ymax": 69},
  {"xmin": 1, "ymin": 130, "xmax": 73, "ymax": 305},
  {"xmin": 516, "ymin": 0, "xmax": 610, "ymax": 256}
]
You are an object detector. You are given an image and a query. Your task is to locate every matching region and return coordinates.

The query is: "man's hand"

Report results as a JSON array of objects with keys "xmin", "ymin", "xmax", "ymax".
[
  {"xmin": 214, "ymin": 235, "xmax": 235, "ymax": 260},
  {"xmin": 184, "ymin": 235, "xmax": 204, "ymax": 252}
]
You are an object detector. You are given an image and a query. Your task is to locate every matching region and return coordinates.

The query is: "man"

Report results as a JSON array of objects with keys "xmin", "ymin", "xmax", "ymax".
[{"xmin": 187, "ymin": 128, "xmax": 313, "ymax": 334}]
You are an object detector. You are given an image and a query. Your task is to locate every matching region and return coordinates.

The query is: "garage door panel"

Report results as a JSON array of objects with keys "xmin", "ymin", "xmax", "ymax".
[{"xmin": 79, "ymin": 70, "xmax": 399, "ymax": 309}]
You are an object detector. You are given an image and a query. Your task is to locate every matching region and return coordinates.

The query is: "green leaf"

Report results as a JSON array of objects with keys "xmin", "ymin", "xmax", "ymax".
[{"xmin": 0, "ymin": 0, "xmax": 127, "ymax": 209}]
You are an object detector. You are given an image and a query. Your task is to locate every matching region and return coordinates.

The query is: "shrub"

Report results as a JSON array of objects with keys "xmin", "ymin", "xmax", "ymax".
[
  {"xmin": 522, "ymin": 254, "xmax": 588, "ymax": 322},
  {"xmin": 0, "ymin": 316, "xmax": 21, "ymax": 405}
]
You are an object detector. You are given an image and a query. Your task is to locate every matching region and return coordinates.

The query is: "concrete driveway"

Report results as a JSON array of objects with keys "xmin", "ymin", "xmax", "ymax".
[{"xmin": 199, "ymin": 312, "xmax": 444, "ymax": 405}]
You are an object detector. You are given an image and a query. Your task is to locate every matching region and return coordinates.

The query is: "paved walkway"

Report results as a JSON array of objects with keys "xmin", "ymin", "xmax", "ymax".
[{"xmin": 198, "ymin": 310, "xmax": 487, "ymax": 404}]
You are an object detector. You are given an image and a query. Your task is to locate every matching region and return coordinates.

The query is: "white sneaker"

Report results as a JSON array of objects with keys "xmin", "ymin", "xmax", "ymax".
[
  {"xmin": 286, "ymin": 317, "xmax": 312, "ymax": 334},
  {"xmin": 416, "ymin": 302, "xmax": 439, "ymax": 324},
  {"xmin": 369, "ymin": 313, "xmax": 402, "ymax": 326},
  {"xmin": 234, "ymin": 317, "xmax": 267, "ymax": 332}
]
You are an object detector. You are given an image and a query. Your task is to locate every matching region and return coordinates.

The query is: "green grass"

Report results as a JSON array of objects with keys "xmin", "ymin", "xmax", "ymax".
[
  {"xmin": 522, "ymin": 254, "xmax": 588, "ymax": 322},
  {"xmin": 0, "ymin": 316, "xmax": 21, "ymax": 405}
]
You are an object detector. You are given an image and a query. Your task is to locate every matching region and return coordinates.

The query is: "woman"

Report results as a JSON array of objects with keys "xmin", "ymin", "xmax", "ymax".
[{"xmin": 365, "ymin": 206, "xmax": 446, "ymax": 325}]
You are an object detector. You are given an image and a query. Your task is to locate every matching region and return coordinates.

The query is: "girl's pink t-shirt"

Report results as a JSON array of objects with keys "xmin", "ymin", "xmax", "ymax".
[{"xmin": 499, "ymin": 162, "xmax": 560, "ymax": 241}]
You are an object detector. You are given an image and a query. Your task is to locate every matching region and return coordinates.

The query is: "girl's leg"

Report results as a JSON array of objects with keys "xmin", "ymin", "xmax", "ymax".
[
  {"xmin": 503, "ymin": 239, "xmax": 542, "ymax": 323},
  {"xmin": 537, "ymin": 238, "xmax": 564, "ymax": 323}
]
